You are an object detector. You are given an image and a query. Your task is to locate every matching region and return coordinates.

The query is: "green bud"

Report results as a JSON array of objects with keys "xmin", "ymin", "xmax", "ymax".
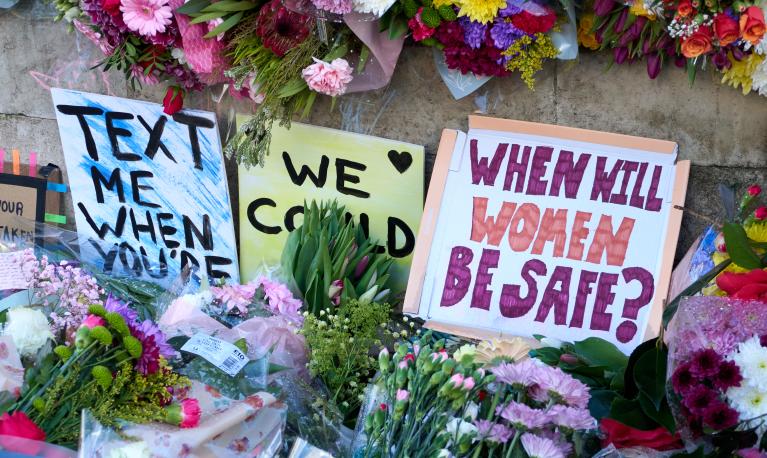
[
  {"xmin": 75, "ymin": 326, "xmax": 92, "ymax": 349},
  {"xmin": 123, "ymin": 336, "xmax": 143, "ymax": 359},
  {"xmin": 105, "ymin": 312, "xmax": 131, "ymax": 336},
  {"xmin": 373, "ymin": 408, "xmax": 386, "ymax": 428},
  {"xmin": 32, "ymin": 398, "xmax": 45, "ymax": 412},
  {"xmin": 428, "ymin": 371, "xmax": 446, "ymax": 387},
  {"xmin": 91, "ymin": 365, "xmax": 113, "ymax": 389},
  {"xmin": 442, "ymin": 359, "xmax": 456, "ymax": 374},
  {"xmin": 88, "ymin": 304, "xmax": 107, "ymax": 317},
  {"xmin": 89, "ymin": 326, "xmax": 113, "ymax": 346},
  {"xmin": 53, "ymin": 345, "xmax": 73, "ymax": 361}
]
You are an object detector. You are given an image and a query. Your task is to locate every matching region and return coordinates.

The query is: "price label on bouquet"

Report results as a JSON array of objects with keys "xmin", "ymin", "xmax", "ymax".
[
  {"xmin": 51, "ymin": 89, "xmax": 239, "ymax": 287},
  {"xmin": 181, "ymin": 333, "xmax": 248, "ymax": 377},
  {"xmin": 405, "ymin": 116, "xmax": 690, "ymax": 353}
]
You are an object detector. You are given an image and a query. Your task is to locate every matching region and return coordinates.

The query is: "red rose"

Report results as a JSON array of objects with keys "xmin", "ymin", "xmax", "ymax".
[
  {"xmin": 600, "ymin": 418, "xmax": 682, "ymax": 451},
  {"xmin": 677, "ymin": 0, "xmax": 694, "ymax": 17},
  {"xmin": 716, "ymin": 268, "xmax": 767, "ymax": 300},
  {"xmin": 162, "ymin": 86, "xmax": 184, "ymax": 115},
  {"xmin": 512, "ymin": 9, "xmax": 557, "ymax": 35},
  {"xmin": 0, "ymin": 412, "xmax": 46, "ymax": 454},
  {"xmin": 681, "ymin": 25, "xmax": 713, "ymax": 58},
  {"xmin": 740, "ymin": 6, "xmax": 766, "ymax": 45},
  {"xmin": 101, "ymin": 0, "xmax": 121, "ymax": 17},
  {"xmin": 714, "ymin": 13, "xmax": 740, "ymax": 46}
]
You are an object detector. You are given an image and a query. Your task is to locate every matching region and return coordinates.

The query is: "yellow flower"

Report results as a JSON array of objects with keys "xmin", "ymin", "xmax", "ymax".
[
  {"xmin": 578, "ymin": 14, "xmax": 600, "ymax": 50},
  {"xmin": 503, "ymin": 33, "xmax": 559, "ymax": 89},
  {"xmin": 746, "ymin": 222, "xmax": 767, "ymax": 243},
  {"xmin": 629, "ymin": 0, "xmax": 656, "ymax": 19},
  {"xmin": 475, "ymin": 337, "xmax": 537, "ymax": 364},
  {"xmin": 432, "ymin": 0, "xmax": 456, "ymax": 6},
  {"xmin": 453, "ymin": 344, "xmax": 477, "ymax": 363},
  {"xmin": 457, "ymin": 0, "xmax": 506, "ymax": 23},
  {"xmin": 721, "ymin": 52, "xmax": 765, "ymax": 95},
  {"xmin": 712, "ymin": 251, "xmax": 749, "ymax": 273}
]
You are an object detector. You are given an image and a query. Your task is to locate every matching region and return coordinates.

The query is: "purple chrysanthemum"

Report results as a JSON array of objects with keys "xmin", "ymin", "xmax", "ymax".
[
  {"xmin": 105, "ymin": 294, "xmax": 139, "ymax": 324},
  {"xmin": 690, "ymin": 349, "xmax": 723, "ymax": 379},
  {"xmin": 671, "ymin": 362, "xmax": 696, "ymax": 394},
  {"xmin": 491, "ymin": 17, "xmax": 524, "ymax": 49},
  {"xmin": 497, "ymin": 402, "xmax": 548, "ymax": 429},
  {"xmin": 530, "ymin": 365, "xmax": 591, "ymax": 408},
  {"xmin": 547, "ymin": 405, "xmax": 596, "ymax": 431},
  {"xmin": 131, "ymin": 319, "xmax": 176, "ymax": 374},
  {"xmin": 682, "ymin": 385, "xmax": 719, "ymax": 415},
  {"xmin": 499, "ymin": 0, "xmax": 524, "ymax": 17},
  {"xmin": 491, "ymin": 359, "xmax": 539, "ymax": 387},
  {"xmin": 475, "ymin": 420, "xmax": 513, "ymax": 443},
  {"xmin": 459, "ymin": 17, "xmax": 487, "ymax": 49}
]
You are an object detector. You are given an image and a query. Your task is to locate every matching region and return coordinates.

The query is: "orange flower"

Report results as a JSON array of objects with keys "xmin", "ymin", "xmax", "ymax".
[
  {"xmin": 681, "ymin": 25, "xmax": 713, "ymax": 57},
  {"xmin": 740, "ymin": 6, "xmax": 766, "ymax": 45},
  {"xmin": 677, "ymin": 0, "xmax": 693, "ymax": 17},
  {"xmin": 714, "ymin": 13, "xmax": 739, "ymax": 46}
]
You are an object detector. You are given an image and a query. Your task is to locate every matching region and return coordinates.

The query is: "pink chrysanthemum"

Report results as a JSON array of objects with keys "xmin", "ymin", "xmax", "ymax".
[
  {"xmin": 520, "ymin": 433, "xmax": 566, "ymax": 458},
  {"xmin": 497, "ymin": 402, "xmax": 548, "ymax": 430},
  {"xmin": 491, "ymin": 359, "xmax": 540, "ymax": 387},
  {"xmin": 131, "ymin": 319, "xmax": 176, "ymax": 375},
  {"xmin": 530, "ymin": 365, "xmax": 590, "ymax": 408},
  {"xmin": 120, "ymin": 0, "xmax": 173, "ymax": 37},
  {"xmin": 546, "ymin": 405, "xmax": 595, "ymax": 431}
]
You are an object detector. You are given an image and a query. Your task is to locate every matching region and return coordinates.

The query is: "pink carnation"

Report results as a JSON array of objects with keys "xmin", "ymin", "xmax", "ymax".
[
  {"xmin": 211, "ymin": 283, "xmax": 257, "ymax": 315},
  {"xmin": 301, "ymin": 57, "xmax": 353, "ymax": 97},
  {"xmin": 120, "ymin": 0, "xmax": 172, "ymax": 37},
  {"xmin": 408, "ymin": 7, "xmax": 435, "ymax": 42},
  {"xmin": 256, "ymin": 276, "xmax": 303, "ymax": 323},
  {"xmin": 81, "ymin": 314, "xmax": 106, "ymax": 329}
]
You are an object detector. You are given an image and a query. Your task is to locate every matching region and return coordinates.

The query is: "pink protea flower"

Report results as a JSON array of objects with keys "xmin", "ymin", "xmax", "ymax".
[
  {"xmin": 120, "ymin": 0, "xmax": 173, "ymax": 37},
  {"xmin": 301, "ymin": 58, "xmax": 354, "ymax": 97},
  {"xmin": 164, "ymin": 398, "xmax": 201, "ymax": 428}
]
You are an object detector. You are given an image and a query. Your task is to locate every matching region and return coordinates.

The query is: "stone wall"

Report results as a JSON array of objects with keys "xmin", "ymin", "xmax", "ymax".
[{"xmin": 2, "ymin": 3, "xmax": 767, "ymax": 261}]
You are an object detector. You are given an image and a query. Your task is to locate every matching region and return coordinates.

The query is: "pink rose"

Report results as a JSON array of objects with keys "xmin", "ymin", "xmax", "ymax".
[{"xmin": 301, "ymin": 58, "xmax": 354, "ymax": 97}]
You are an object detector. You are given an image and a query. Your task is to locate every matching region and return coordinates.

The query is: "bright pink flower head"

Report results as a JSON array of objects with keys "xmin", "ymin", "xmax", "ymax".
[
  {"xmin": 81, "ymin": 314, "xmax": 106, "ymax": 329},
  {"xmin": 449, "ymin": 373, "xmax": 465, "ymax": 388},
  {"xmin": 119, "ymin": 0, "xmax": 173, "ymax": 37},
  {"xmin": 403, "ymin": 353, "xmax": 415, "ymax": 365},
  {"xmin": 462, "ymin": 377, "xmax": 476, "ymax": 391},
  {"xmin": 431, "ymin": 350, "xmax": 448, "ymax": 363},
  {"xmin": 748, "ymin": 184, "xmax": 762, "ymax": 197},
  {"xmin": 164, "ymin": 398, "xmax": 201, "ymax": 428},
  {"xmin": 302, "ymin": 58, "xmax": 353, "ymax": 97},
  {"xmin": 408, "ymin": 7, "xmax": 435, "ymax": 41},
  {"xmin": 396, "ymin": 389, "xmax": 410, "ymax": 402},
  {"xmin": 715, "ymin": 232, "xmax": 727, "ymax": 253},
  {"xmin": 211, "ymin": 283, "xmax": 257, "ymax": 315},
  {"xmin": 379, "ymin": 403, "xmax": 387, "ymax": 411},
  {"xmin": 756, "ymin": 206, "xmax": 767, "ymax": 220}
]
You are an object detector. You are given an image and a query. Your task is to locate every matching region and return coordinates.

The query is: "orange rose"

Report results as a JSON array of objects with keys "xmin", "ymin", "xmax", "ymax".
[
  {"xmin": 677, "ymin": 0, "xmax": 693, "ymax": 17},
  {"xmin": 740, "ymin": 6, "xmax": 766, "ymax": 44},
  {"xmin": 681, "ymin": 25, "xmax": 713, "ymax": 57},
  {"xmin": 714, "ymin": 13, "xmax": 740, "ymax": 46}
]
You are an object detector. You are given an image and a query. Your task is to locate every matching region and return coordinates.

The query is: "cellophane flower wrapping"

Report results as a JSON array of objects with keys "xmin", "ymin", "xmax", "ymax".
[
  {"xmin": 666, "ymin": 296, "xmax": 767, "ymax": 448},
  {"xmin": 79, "ymin": 380, "xmax": 286, "ymax": 457}
]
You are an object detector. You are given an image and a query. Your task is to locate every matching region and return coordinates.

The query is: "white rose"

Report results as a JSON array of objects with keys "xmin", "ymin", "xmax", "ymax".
[
  {"xmin": 445, "ymin": 417, "xmax": 477, "ymax": 439},
  {"xmin": 464, "ymin": 402, "xmax": 479, "ymax": 421},
  {"xmin": 4, "ymin": 308, "xmax": 53, "ymax": 357}
]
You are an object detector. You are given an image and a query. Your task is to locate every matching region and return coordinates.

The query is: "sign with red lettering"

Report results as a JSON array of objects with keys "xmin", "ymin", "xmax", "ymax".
[{"xmin": 404, "ymin": 116, "xmax": 690, "ymax": 353}]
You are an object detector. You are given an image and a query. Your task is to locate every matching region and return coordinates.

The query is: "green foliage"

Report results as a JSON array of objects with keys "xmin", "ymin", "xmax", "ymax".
[
  {"xmin": 420, "ymin": 6, "xmax": 441, "ymax": 27},
  {"xmin": 437, "ymin": 4, "xmax": 457, "ymax": 20},
  {"xmin": 281, "ymin": 201, "xmax": 395, "ymax": 315},
  {"xmin": 301, "ymin": 299, "xmax": 392, "ymax": 423},
  {"xmin": 402, "ymin": 0, "xmax": 419, "ymax": 17},
  {"xmin": 89, "ymin": 326, "xmax": 113, "ymax": 346},
  {"xmin": 722, "ymin": 222, "xmax": 762, "ymax": 269},
  {"xmin": 176, "ymin": 0, "xmax": 261, "ymax": 39},
  {"xmin": 94, "ymin": 274, "xmax": 168, "ymax": 321}
]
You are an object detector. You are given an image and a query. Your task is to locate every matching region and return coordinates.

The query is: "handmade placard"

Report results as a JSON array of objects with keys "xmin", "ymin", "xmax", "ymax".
[
  {"xmin": 0, "ymin": 173, "xmax": 46, "ymax": 245},
  {"xmin": 238, "ymin": 121, "xmax": 424, "ymax": 290},
  {"xmin": 51, "ymin": 89, "xmax": 238, "ymax": 285},
  {"xmin": 404, "ymin": 116, "xmax": 690, "ymax": 353}
]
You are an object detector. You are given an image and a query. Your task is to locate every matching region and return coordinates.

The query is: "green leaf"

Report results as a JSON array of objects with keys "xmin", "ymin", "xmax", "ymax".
[
  {"xmin": 529, "ymin": 347, "xmax": 562, "ymax": 365},
  {"xmin": 609, "ymin": 396, "xmax": 656, "ymax": 430},
  {"xmin": 277, "ymin": 78, "xmax": 309, "ymax": 98},
  {"xmin": 189, "ymin": 11, "xmax": 226, "ymax": 23},
  {"xmin": 201, "ymin": 0, "xmax": 256, "ymax": 12},
  {"xmin": 686, "ymin": 59, "xmax": 697, "ymax": 86},
  {"xmin": 588, "ymin": 389, "xmax": 617, "ymax": 420},
  {"xmin": 388, "ymin": 16, "xmax": 408, "ymax": 40},
  {"xmin": 723, "ymin": 222, "xmax": 762, "ymax": 269},
  {"xmin": 634, "ymin": 346, "xmax": 667, "ymax": 410},
  {"xmin": 574, "ymin": 337, "xmax": 628, "ymax": 369},
  {"xmin": 203, "ymin": 11, "xmax": 243, "ymax": 38},
  {"xmin": 176, "ymin": 0, "xmax": 210, "ymax": 15},
  {"xmin": 638, "ymin": 393, "xmax": 676, "ymax": 433}
]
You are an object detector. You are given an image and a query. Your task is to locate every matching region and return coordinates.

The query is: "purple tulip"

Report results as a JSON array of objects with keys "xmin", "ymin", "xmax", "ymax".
[
  {"xmin": 731, "ymin": 47, "xmax": 744, "ymax": 61},
  {"xmin": 674, "ymin": 55, "xmax": 687, "ymax": 68},
  {"xmin": 627, "ymin": 16, "xmax": 648, "ymax": 40},
  {"xmin": 594, "ymin": 0, "xmax": 616, "ymax": 16},
  {"xmin": 614, "ymin": 8, "xmax": 629, "ymax": 33},
  {"xmin": 614, "ymin": 47, "xmax": 629, "ymax": 64},
  {"xmin": 596, "ymin": 22, "xmax": 608, "ymax": 44},
  {"xmin": 642, "ymin": 39, "xmax": 653, "ymax": 54},
  {"xmin": 646, "ymin": 53, "xmax": 661, "ymax": 79},
  {"xmin": 354, "ymin": 255, "xmax": 369, "ymax": 279},
  {"xmin": 712, "ymin": 50, "xmax": 731, "ymax": 70},
  {"xmin": 656, "ymin": 35, "xmax": 671, "ymax": 50}
]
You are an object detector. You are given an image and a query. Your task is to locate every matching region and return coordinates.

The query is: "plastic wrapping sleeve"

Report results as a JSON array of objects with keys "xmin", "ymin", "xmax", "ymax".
[
  {"xmin": 79, "ymin": 380, "xmax": 286, "ymax": 458},
  {"xmin": 271, "ymin": 371, "xmax": 352, "ymax": 457},
  {"xmin": 0, "ymin": 435, "xmax": 77, "ymax": 457},
  {"xmin": 350, "ymin": 379, "xmax": 386, "ymax": 457},
  {"xmin": 551, "ymin": 0, "xmax": 579, "ymax": 60},
  {"xmin": 592, "ymin": 444, "xmax": 678, "ymax": 458}
]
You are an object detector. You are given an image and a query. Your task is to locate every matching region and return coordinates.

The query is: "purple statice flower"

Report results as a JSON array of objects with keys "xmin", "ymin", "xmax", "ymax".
[
  {"xmin": 105, "ymin": 294, "xmax": 139, "ymax": 324},
  {"xmin": 547, "ymin": 405, "xmax": 596, "ymax": 431},
  {"xmin": 131, "ymin": 319, "xmax": 176, "ymax": 374},
  {"xmin": 459, "ymin": 17, "xmax": 487, "ymax": 50},
  {"xmin": 490, "ymin": 17, "xmax": 524, "ymax": 50},
  {"xmin": 497, "ymin": 402, "xmax": 548, "ymax": 429}
]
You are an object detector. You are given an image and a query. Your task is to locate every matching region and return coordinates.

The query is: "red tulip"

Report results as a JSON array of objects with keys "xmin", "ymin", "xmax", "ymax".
[{"xmin": 162, "ymin": 86, "xmax": 184, "ymax": 115}]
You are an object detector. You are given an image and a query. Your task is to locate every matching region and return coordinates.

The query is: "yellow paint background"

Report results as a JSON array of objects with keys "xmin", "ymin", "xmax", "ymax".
[{"xmin": 238, "ymin": 120, "xmax": 425, "ymax": 291}]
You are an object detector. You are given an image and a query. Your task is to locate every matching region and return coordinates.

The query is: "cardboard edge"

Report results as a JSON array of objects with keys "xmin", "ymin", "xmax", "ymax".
[
  {"xmin": 423, "ymin": 320, "xmax": 503, "ymax": 341},
  {"xmin": 644, "ymin": 159, "xmax": 691, "ymax": 341},
  {"xmin": 468, "ymin": 115, "xmax": 678, "ymax": 154},
  {"xmin": 403, "ymin": 129, "xmax": 458, "ymax": 315}
]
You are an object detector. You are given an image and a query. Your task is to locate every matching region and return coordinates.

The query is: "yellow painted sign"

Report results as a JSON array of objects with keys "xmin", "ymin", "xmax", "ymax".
[{"xmin": 238, "ymin": 121, "xmax": 425, "ymax": 291}]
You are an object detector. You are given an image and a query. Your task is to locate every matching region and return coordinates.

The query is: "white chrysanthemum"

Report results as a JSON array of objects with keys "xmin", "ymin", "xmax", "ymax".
[
  {"xmin": 751, "ymin": 59, "xmax": 767, "ymax": 96},
  {"xmin": 352, "ymin": 0, "xmax": 396, "ymax": 17},
  {"xmin": 4, "ymin": 308, "xmax": 53, "ymax": 357},
  {"xmin": 108, "ymin": 440, "xmax": 152, "ymax": 458},
  {"xmin": 730, "ymin": 336, "xmax": 767, "ymax": 391},
  {"xmin": 727, "ymin": 384, "xmax": 767, "ymax": 420}
]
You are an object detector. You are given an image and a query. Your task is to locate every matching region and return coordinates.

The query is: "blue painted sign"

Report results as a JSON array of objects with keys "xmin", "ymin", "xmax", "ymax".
[{"xmin": 51, "ymin": 89, "xmax": 238, "ymax": 285}]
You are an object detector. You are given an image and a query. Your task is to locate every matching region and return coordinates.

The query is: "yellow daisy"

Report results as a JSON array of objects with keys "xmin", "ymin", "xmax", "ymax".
[
  {"xmin": 746, "ymin": 222, "xmax": 767, "ymax": 243},
  {"xmin": 432, "ymin": 0, "xmax": 456, "ymax": 7},
  {"xmin": 629, "ymin": 0, "xmax": 656, "ymax": 19},
  {"xmin": 457, "ymin": 0, "xmax": 506, "ymax": 24}
]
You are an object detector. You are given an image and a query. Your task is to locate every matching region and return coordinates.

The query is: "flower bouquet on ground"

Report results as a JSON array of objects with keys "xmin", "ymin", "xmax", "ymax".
[{"xmin": 357, "ymin": 331, "xmax": 597, "ymax": 457}]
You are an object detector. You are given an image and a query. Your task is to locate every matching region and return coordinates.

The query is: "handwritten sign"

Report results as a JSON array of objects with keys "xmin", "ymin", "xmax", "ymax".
[
  {"xmin": 404, "ymin": 116, "xmax": 689, "ymax": 353},
  {"xmin": 0, "ymin": 174, "xmax": 46, "ymax": 245},
  {"xmin": 52, "ymin": 89, "xmax": 238, "ymax": 285},
  {"xmin": 238, "ymin": 121, "xmax": 424, "ymax": 290}
]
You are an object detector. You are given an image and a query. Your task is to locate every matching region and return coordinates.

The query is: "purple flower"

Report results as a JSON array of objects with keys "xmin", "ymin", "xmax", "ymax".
[
  {"xmin": 476, "ymin": 420, "xmax": 514, "ymax": 444},
  {"xmin": 529, "ymin": 365, "xmax": 590, "ymax": 408},
  {"xmin": 498, "ymin": 0, "xmax": 523, "ymax": 17},
  {"xmin": 105, "ymin": 294, "xmax": 138, "ymax": 324},
  {"xmin": 671, "ymin": 362, "xmax": 696, "ymax": 394},
  {"xmin": 497, "ymin": 402, "xmax": 548, "ymax": 429},
  {"xmin": 714, "ymin": 360, "xmax": 743, "ymax": 390},
  {"xmin": 547, "ymin": 405, "xmax": 596, "ymax": 431},
  {"xmin": 520, "ymin": 433, "xmax": 566, "ymax": 458},
  {"xmin": 131, "ymin": 319, "xmax": 176, "ymax": 374},
  {"xmin": 491, "ymin": 18, "xmax": 524, "ymax": 50},
  {"xmin": 682, "ymin": 385, "xmax": 719, "ymax": 415},
  {"xmin": 459, "ymin": 17, "xmax": 487, "ymax": 50},
  {"xmin": 690, "ymin": 349, "xmax": 723, "ymax": 379},
  {"xmin": 702, "ymin": 401, "xmax": 739, "ymax": 431},
  {"xmin": 491, "ymin": 359, "xmax": 539, "ymax": 387}
]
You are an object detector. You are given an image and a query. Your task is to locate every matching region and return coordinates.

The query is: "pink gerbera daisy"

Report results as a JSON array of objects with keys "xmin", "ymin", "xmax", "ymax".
[{"xmin": 120, "ymin": 0, "xmax": 172, "ymax": 37}]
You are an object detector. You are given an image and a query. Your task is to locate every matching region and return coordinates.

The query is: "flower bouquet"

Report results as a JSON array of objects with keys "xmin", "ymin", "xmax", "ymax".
[
  {"xmin": 357, "ymin": 331, "xmax": 597, "ymax": 457},
  {"xmin": 667, "ymin": 295, "xmax": 767, "ymax": 454}
]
